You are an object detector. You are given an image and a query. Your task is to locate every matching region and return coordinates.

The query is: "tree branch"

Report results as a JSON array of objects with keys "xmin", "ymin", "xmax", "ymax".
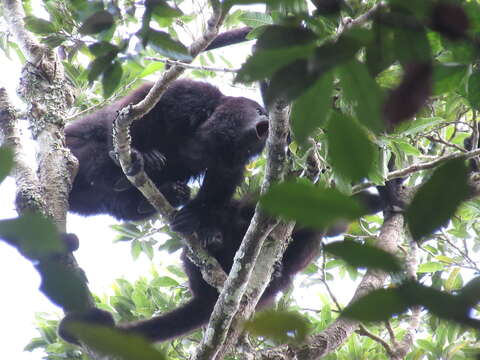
[
  {"xmin": 193, "ymin": 100, "xmax": 292, "ymax": 360},
  {"xmin": 144, "ymin": 57, "xmax": 239, "ymax": 72}
]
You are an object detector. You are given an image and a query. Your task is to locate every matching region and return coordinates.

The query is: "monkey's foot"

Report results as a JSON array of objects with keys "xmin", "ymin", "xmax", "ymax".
[
  {"xmin": 160, "ymin": 181, "xmax": 191, "ymax": 207},
  {"xmin": 142, "ymin": 149, "xmax": 166, "ymax": 171},
  {"xmin": 197, "ymin": 227, "xmax": 224, "ymax": 249},
  {"xmin": 170, "ymin": 204, "xmax": 202, "ymax": 234}
]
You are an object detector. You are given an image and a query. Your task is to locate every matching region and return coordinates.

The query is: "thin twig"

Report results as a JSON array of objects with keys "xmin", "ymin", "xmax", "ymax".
[{"xmin": 145, "ymin": 57, "xmax": 239, "ymax": 73}]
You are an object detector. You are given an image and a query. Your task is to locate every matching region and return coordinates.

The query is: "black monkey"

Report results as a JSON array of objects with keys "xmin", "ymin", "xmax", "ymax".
[
  {"xmin": 66, "ymin": 79, "xmax": 269, "ymax": 235},
  {"xmin": 59, "ymin": 191, "xmax": 385, "ymax": 344}
]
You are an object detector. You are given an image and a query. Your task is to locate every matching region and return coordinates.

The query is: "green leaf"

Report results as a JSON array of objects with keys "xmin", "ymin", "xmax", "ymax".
[
  {"xmin": 238, "ymin": 11, "xmax": 272, "ymax": 27},
  {"xmin": 79, "ymin": 10, "xmax": 114, "ymax": 35},
  {"xmin": 0, "ymin": 146, "xmax": 14, "ymax": 184},
  {"xmin": 393, "ymin": 26, "xmax": 431, "ymax": 66},
  {"xmin": 255, "ymin": 25, "xmax": 317, "ymax": 50},
  {"xmin": 244, "ymin": 310, "xmax": 311, "ymax": 344},
  {"xmin": 324, "ymin": 241, "xmax": 401, "ymax": 273},
  {"xmin": 365, "ymin": 22, "xmax": 396, "ymax": 76},
  {"xmin": 467, "ymin": 70, "xmax": 480, "ymax": 111},
  {"xmin": 291, "ymin": 71, "xmax": 333, "ymax": 145},
  {"xmin": 66, "ymin": 322, "xmax": 166, "ymax": 360},
  {"xmin": 342, "ymin": 288, "xmax": 410, "ymax": 322},
  {"xmin": 417, "ymin": 261, "xmax": 445, "ymax": 273},
  {"xmin": 433, "ymin": 63, "xmax": 466, "ymax": 96},
  {"xmin": 145, "ymin": 29, "xmax": 191, "ymax": 62},
  {"xmin": 152, "ymin": 276, "xmax": 180, "ymax": 287},
  {"xmin": 406, "ymin": 158, "xmax": 470, "ymax": 241},
  {"xmin": 102, "ymin": 61, "xmax": 123, "ymax": 98},
  {"xmin": 87, "ymin": 53, "xmax": 116, "ymax": 83},
  {"xmin": 338, "ymin": 60, "xmax": 384, "ymax": 133},
  {"xmin": 89, "ymin": 41, "xmax": 119, "ymax": 57},
  {"xmin": 24, "ymin": 16, "xmax": 57, "ymax": 34},
  {"xmin": 260, "ymin": 181, "xmax": 366, "ymax": 229},
  {"xmin": 0, "ymin": 214, "xmax": 63, "ymax": 259},
  {"xmin": 149, "ymin": 0, "xmax": 183, "ymax": 18},
  {"xmin": 394, "ymin": 117, "xmax": 444, "ymax": 136},
  {"xmin": 326, "ymin": 112, "xmax": 376, "ymax": 182},
  {"xmin": 236, "ymin": 44, "xmax": 315, "ymax": 83},
  {"xmin": 37, "ymin": 261, "xmax": 91, "ymax": 311}
]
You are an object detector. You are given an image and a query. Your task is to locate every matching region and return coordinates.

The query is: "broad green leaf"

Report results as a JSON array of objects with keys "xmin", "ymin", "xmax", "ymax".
[
  {"xmin": 0, "ymin": 146, "xmax": 14, "ymax": 184},
  {"xmin": 255, "ymin": 25, "xmax": 317, "ymax": 50},
  {"xmin": 467, "ymin": 70, "xmax": 480, "ymax": 111},
  {"xmin": 102, "ymin": 61, "xmax": 123, "ymax": 98},
  {"xmin": 417, "ymin": 261, "xmax": 444, "ymax": 273},
  {"xmin": 79, "ymin": 10, "xmax": 114, "ymax": 35},
  {"xmin": 89, "ymin": 41, "xmax": 119, "ymax": 57},
  {"xmin": 291, "ymin": 71, "xmax": 333, "ymax": 145},
  {"xmin": 37, "ymin": 261, "xmax": 90, "ymax": 311},
  {"xmin": 152, "ymin": 276, "xmax": 180, "ymax": 287},
  {"xmin": 445, "ymin": 267, "xmax": 462, "ymax": 292},
  {"xmin": 342, "ymin": 288, "xmax": 409, "ymax": 322},
  {"xmin": 0, "ymin": 214, "xmax": 63, "ymax": 259},
  {"xmin": 365, "ymin": 22, "xmax": 395, "ymax": 76},
  {"xmin": 433, "ymin": 63, "xmax": 466, "ymax": 96},
  {"xmin": 260, "ymin": 181, "xmax": 365, "ymax": 229},
  {"xmin": 139, "ymin": 62, "xmax": 165, "ymax": 77},
  {"xmin": 393, "ymin": 26, "xmax": 431, "ymax": 66},
  {"xmin": 24, "ymin": 16, "xmax": 57, "ymax": 34},
  {"xmin": 87, "ymin": 53, "xmax": 116, "ymax": 83},
  {"xmin": 150, "ymin": 0, "xmax": 183, "ymax": 18},
  {"xmin": 324, "ymin": 241, "xmax": 401, "ymax": 273},
  {"xmin": 394, "ymin": 117, "xmax": 444, "ymax": 136},
  {"xmin": 67, "ymin": 322, "xmax": 166, "ymax": 360},
  {"xmin": 146, "ymin": 29, "xmax": 191, "ymax": 62},
  {"xmin": 245, "ymin": 310, "xmax": 311, "ymax": 344},
  {"xmin": 236, "ymin": 44, "xmax": 315, "ymax": 83},
  {"xmin": 238, "ymin": 11, "xmax": 272, "ymax": 27},
  {"xmin": 338, "ymin": 60, "xmax": 384, "ymax": 133},
  {"xmin": 263, "ymin": 59, "xmax": 319, "ymax": 106},
  {"xmin": 326, "ymin": 112, "xmax": 376, "ymax": 182},
  {"xmin": 406, "ymin": 158, "xmax": 470, "ymax": 241}
]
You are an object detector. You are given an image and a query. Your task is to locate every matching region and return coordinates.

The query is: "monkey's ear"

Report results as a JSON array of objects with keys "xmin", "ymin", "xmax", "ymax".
[{"xmin": 58, "ymin": 308, "xmax": 115, "ymax": 344}]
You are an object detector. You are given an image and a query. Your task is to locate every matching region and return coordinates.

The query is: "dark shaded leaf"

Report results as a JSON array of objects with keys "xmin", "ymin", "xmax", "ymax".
[
  {"xmin": 255, "ymin": 25, "xmax": 317, "ymax": 50},
  {"xmin": 148, "ymin": 0, "xmax": 183, "ymax": 18},
  {"xmin": 291, "ymin": 71, "xmax": 334, "ymax": 145},
  {"xmin": 338, "ymin": 60, "xmax": 384, "ymax": 133},
  {"xmin": 406, "ymin": 158, "xmax": 470, "ymax": 241},
  {"xmin": 145, "ymin": 29, "xmax": 191, "ymax": 62},
  {"xmin": 342, "ymin": 288, "xmax": 410, "ymax": 322},
  {"xmin": 260, "ymin": 181, "xmax": 365, "ymax": 229},
  {"xmin": 245, "ymin": 310, "xmax": 311, "ymax": 344},
  {"xmin": 365, "ymin": 22, "xmax": 395, "ymax": 76},
  {"xmin": 79, "ymin": 10, "xmax": 114, "ymax": 35},
  {"xmin": 87, "ymin": 53, "xmax": 116, "ymax": 83},
  {"xmin": 0, "ymin": 214, "xmax": 64, "ymax": 259},
  {"xmin": 393, "ymin": 26, "xmax": 431, "ymax": 66},
  {"xmin": 65, "ymin": 322, "xmax": 166, "ymax": 360},
  {"xmin": 263, "ymin": 59, "xmax": 319, "ymax": 106},
  {"xmin": 324, "ymin": 241, "xmax": 401, "ymax": 273},
  {"xmin": 24, "ymin": 16, "xmax": 57, "ymax": 34},
  {"xmin": 384, "ymin": 63, "xmax": 432, "ymax": 127},
  {"xmin": 102, "ymin": 61, "xmax": 123, "ymax": 98},
  {"xmin": 0, "ymin": 146, "xmax": 14, "ymax": 184},
  {"xmin": 235, "ymin": 44, "xmax": 315, "ymax": 83},
  {"xmin": 467, "ymin": 70, "xmax": 480, "ymax": 111},
  {"xmin": 430, "ymin": 2, "xmax": 469, "ymax": 40},
  {"xmin": 326, "ymin": 111, "xmax": 375, "ymax": 182},
  {"xmin": 89, "ymin": 41, "xmax": 119, "ymax": 57},
  {"xmin": 37, "ymin": 261, "xmax": 90, "ymax": 311}
]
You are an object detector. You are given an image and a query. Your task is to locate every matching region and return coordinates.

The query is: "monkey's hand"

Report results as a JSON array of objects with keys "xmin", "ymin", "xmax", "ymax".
[
  {"xmin": 58, "ymin": 308, "xmax": 115, "ymax": 345},
  {"xmin": 109, "ymin": 148, "xmax": 166, "ymax": 176},
  {"xmin": 197, "ymin": 227, "xmax": 224, "ymax": 249}
]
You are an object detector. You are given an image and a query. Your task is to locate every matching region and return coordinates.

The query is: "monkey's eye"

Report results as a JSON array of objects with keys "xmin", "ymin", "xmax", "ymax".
[{"xmin": 256, "ymin": 108, "xmax": 264, "ymax": 116}]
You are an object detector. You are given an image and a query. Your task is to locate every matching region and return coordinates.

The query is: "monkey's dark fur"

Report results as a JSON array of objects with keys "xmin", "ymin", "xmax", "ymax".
[
  {"xmin": 59, "ymin": 191, "xmax": 384, "ymax": 344},
  {"xmin": 66, "ymin": 79, "xmax": 269, "ymax": 233}
]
